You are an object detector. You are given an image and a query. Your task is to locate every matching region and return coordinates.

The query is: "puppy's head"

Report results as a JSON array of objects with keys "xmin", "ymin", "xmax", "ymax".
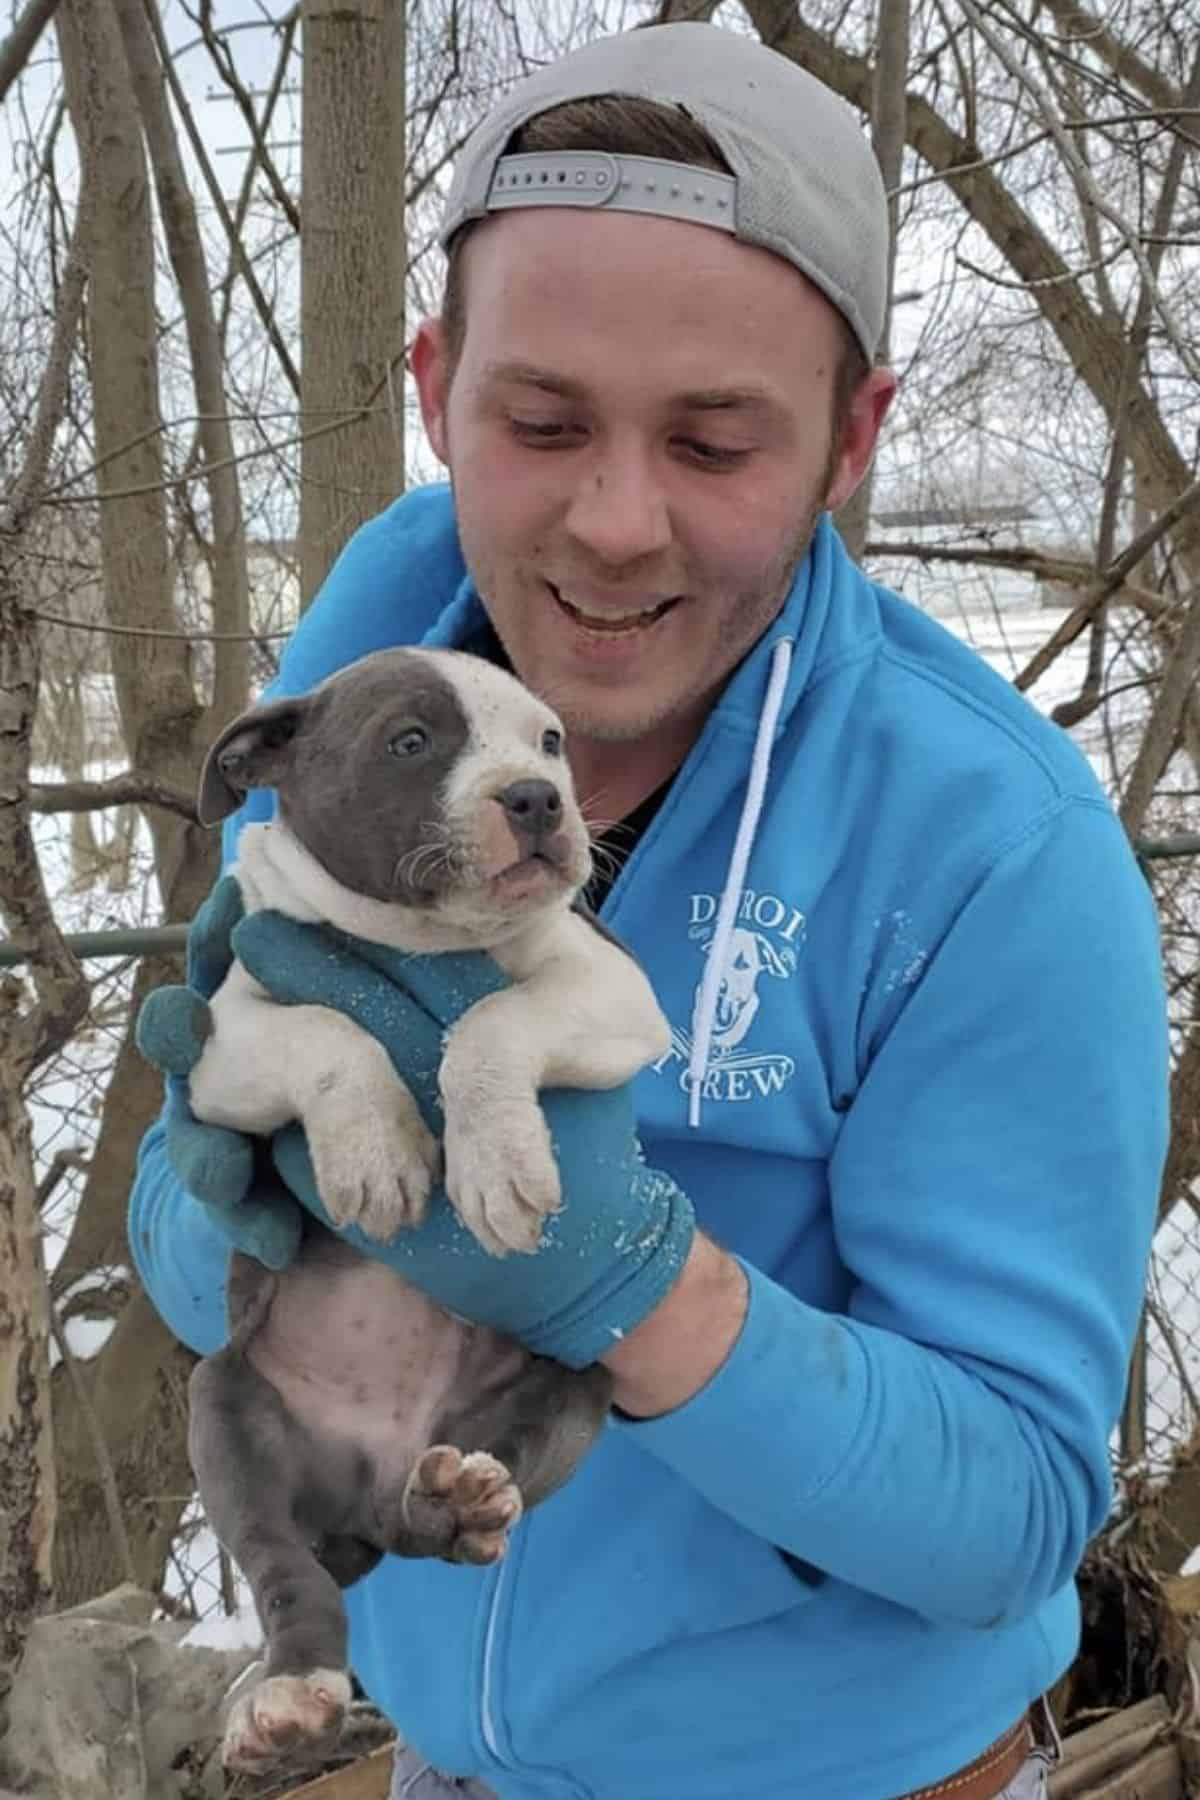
[{"xmin": 199, "ymin": 648, "xmax": 593, "ymax": 924}]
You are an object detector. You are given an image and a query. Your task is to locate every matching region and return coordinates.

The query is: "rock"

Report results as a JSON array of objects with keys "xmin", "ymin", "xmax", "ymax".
[{"xmin": 0, "ymin": 1586, "xmax": 259, "ymax": 1799}]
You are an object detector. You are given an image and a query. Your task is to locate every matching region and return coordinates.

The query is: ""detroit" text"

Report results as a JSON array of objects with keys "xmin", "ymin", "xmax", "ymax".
[{"xmin": 688, "ymin": 890, "xmax": 806, "ymax": 943}]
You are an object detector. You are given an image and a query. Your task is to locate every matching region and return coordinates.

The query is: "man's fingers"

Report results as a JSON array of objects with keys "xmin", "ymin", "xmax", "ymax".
[
  {"xmin": 232, "ymin": 910, "xmax": 363, "ymax": 1006},
  {"xmin": 218, "ymin": 1188, "xmax": 304, "ymax": 1270},
  {"xmin": 187, "ymin": 873, "xmax": 246, "ymax": 996},
  {"xmin": 137, "ymin": 987, "xmax": 213, "ymax": 1077},
  {"xmin": 235, "ymin": 912, "xmax": 511, "ymax": 1036},
  {"xmin": 233, "ymin": 914, "xmax": 454, "ymax": 1057},
  {"xmin": 163, "ymin": 1083, "xmax": 257, "ymax": 1209}
]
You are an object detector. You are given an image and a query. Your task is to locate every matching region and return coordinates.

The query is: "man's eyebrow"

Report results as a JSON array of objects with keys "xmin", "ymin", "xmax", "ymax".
[
  {"xmin": 479, "ymin": 361, "xmax": 584, "ymax": 398},
  {"xmin": 678, "ymin": 387, "xmax": 778, "ymax": 413},
  {"xmin": 479, "ymin": 363, "xmax": 782, "ymax": 416}
]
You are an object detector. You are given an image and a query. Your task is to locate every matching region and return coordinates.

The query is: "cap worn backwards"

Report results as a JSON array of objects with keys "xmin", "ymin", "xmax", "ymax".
[{"xmin": 439, "ymin": 22, "xmax": 889, "ymax": 362}]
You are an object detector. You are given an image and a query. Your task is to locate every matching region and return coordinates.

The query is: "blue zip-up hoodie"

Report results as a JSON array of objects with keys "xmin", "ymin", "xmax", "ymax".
[{"xmin": 130, "ymin": 485, "xmax": 1168, "ymax": 1800}]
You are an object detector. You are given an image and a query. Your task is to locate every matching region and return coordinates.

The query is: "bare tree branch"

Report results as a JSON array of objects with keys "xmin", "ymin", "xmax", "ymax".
[
  {"xmin": 112, "ymin": 0, "xmax": 250, "ymax": 728},
  {"xmin": 44, "ymin": 402, "xmax": 390, "ymax": 505},
  {"xmin": 1, "ymin": 171, "xmax": 91, "ymax": 543},
  {"xmin": 837, "ymin": 0, "xmax": 909, "ymax": 561},
  {"xmin": 740, "ymin": 0, "xmax": 1200, "ymax": 581},
  {"xmin": 0, "ymin": 0, "xmax": 62, "ymax": 109},
  {"xmin": 192, "ymin": 0, "xmax": 299, "ymax": 234},
  {"xmin": 37, "ymin": 1146, "xmax": 89, "ymax": 1210},
  {"xmin": 136, "ymin": 0, "xmax": 300, "ymax": 400},
  {"xmin": 0, "ymin": 156, "xmax": 93, "ymax": 1071},
  {"xmin": 201, "ymin": 4, "xmax": 300, "ymax": 359},
  {"xmin": 29, "ymin": 773, "xmax": 197, "ymax": 821},
  {"xmin": 30, "ymin": 605, "xmax": 291, "ymax": 644},
  {"xmin": 958, "ymin": 0, "xmax": 1200, "ymax": 393},
  {"xmin": 1014, "ymin": 477, "xmax": 1200, "ymax": 693},
  {"xmin": 1121, "ymin": 578, "xmax": 1200, "ymax": 838},
  {"xmin": 864, "ymin": 538, "xmax": 1163, "ymax": 609},
  {"xmin": 1035, "ymin": 0, "xmax": 1192, "ymax": 133}
]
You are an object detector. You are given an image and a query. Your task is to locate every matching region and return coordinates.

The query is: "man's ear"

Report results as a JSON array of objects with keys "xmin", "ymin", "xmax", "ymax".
[
  {"xmin": 823, "ymin": 366, "xmax": 898, "ymax": 512},
  {"xmin": 197, "ymin": 695, "xmax": 312, "ymax": 826},
  {"xmin": 410, "ymin": 316, "xmax": 451, "ymax": 465}
]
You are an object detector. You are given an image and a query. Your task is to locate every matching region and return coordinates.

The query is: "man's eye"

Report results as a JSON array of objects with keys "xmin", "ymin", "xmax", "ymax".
[
  {"xmin": 541, "ymin": 728, "xmax": 563, "ymax": 757},
  {"xmin": 678, "ymin": 439, "xmax": 749, "ymax": 468},
  {"xmin": 509, "ymin": 418, "xmax": 579, "ymax": 445},
  {"xmin": 388, "ymin": 726, "xmax": 429, "ymax": 757}
]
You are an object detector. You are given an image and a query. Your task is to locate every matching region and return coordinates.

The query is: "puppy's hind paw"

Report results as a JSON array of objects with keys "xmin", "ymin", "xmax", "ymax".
[
  {"xmin": 222, "ymin": 1666, "xmax": 351, "ymax": 1772},
  {"xmin": 402, "ymin": 1446, "xmax": 523, "ymax": 1564}
]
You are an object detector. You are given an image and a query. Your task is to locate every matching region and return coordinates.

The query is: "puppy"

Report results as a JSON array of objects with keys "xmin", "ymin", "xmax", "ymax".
[{"xmin": 180, "ymin": 647, "xmax": 670, "ymax": 1773}]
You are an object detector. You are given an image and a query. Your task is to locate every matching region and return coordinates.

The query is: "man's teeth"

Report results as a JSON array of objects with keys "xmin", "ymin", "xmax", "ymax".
[{"xmin": 555, "ymin": 589, "xmax": 675, "ymax": 630}]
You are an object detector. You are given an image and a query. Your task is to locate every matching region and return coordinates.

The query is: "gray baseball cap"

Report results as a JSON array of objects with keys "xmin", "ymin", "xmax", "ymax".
[{"xmin": 439, "ymin": 22, "xmax": 888, "ymax": 361}]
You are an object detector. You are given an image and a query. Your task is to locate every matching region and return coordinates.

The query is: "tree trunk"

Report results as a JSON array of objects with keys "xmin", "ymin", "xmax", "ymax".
[
  {"xmin": 0, "ymin": 164, "xmax": 91, "ymax": 1677},
  {"xmin": 0, "ymin": 591, "xmax": 57, "ymax": 1661},
  {"xmin": 53, "ymin": 0, "xmax": 220, "ymax": 1609},
  {"xmin": 0, "ymin": 1081, "xmax": 55, "ymax": 1675},
  {"xmin": 300, "ymin": 0, "xmax": 406, "ymax": 606}
]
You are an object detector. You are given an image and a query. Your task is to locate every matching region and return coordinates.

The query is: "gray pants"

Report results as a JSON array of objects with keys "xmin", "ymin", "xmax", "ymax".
[
  {"xmin": 999, "ymin": 1756, "xmax": 1051, "ymax": 1800},
  {"xmin": 390, "ymin": 1741, "xmax": 500, "ymax": 1798}
]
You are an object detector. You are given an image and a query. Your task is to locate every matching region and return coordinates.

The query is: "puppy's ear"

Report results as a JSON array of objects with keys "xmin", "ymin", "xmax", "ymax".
[{"xmin": 197, "ymin": 695, "xmax": 312, "ymax": 825}]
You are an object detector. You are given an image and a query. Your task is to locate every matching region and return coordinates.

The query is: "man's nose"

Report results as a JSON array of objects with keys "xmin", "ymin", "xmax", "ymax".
[{"xmin": 563, "ymin": 444, "xmax": 671, "ymax": 566}]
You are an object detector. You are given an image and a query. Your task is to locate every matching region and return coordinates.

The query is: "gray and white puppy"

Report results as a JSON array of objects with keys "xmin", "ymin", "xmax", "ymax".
[{"xmin": 184, "ymin": 647, "xmax": 669, "ymax": 1773}]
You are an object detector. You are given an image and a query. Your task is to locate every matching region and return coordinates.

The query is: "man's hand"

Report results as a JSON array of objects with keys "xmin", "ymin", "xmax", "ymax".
[
  {"xmin": 137, "ymin": 881, "xmax": 697, "ymax": 1371},
  {"xmin": 137, "ymin": 877, "xmax": 302, "ymax": 1271}
]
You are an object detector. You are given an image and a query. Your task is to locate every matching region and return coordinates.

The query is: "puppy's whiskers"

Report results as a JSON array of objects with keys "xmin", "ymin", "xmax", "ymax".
[
  {"xmin": 392, "ymin": 827, "xmax": 461, "ymax": 895},
  {"xmin": 583, "ymin": 808, "xmax": 640, "ymax": 893},
  {"xmin": 576, "ymin": 784, "xmax": 621, "ymax": 830},
  {"xmin": 588, "ymin": 842, "xmax": 625, "ymax": 889}
]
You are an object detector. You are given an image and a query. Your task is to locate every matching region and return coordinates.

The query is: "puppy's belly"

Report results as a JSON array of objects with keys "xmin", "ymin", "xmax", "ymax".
[{"xmin": 243, "ymin": 1232, "xmax": 529, "ymax": 1509}]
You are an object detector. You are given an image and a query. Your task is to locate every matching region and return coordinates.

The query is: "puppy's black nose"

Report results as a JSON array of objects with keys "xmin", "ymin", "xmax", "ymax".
[{"xmin": 497, "ymin": 779, "xmax": 562, "ymax": 841}]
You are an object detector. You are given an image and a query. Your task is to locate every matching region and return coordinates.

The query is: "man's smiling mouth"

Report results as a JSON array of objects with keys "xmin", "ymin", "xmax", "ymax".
[{"xmin": 549, "ymin": 583, "xmax": 681, "ymax": 635}]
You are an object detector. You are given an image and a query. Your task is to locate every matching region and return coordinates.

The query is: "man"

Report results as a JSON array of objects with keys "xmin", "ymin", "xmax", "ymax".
[{"xmin": 130, "ymin": 21, "xmax": 1168, "ymax": 1800}]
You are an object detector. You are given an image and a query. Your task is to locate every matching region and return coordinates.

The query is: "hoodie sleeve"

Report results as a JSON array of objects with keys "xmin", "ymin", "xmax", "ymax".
[
  {"xmin": 128, "ymin": 484, "xmax": 466, "ymax": 1351},
  {"xmin": 619, "ymin": 797, "xmax": 1168, "ymax": 1628},
  {"xmin": 127, "ymin": 1116, "xmax": 234, "ymax": 1356}
]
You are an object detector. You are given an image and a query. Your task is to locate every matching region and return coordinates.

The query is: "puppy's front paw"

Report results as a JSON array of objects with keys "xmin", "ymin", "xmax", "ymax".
[
  {"xmin": 222, "ymin": 1666, "xmax": 351, "ymax": 1772},
  {"xmin": 402, "ymin": 1446, "xmax": 523, "ymax": 1564},
  {"xmin": 443, "ymin": 1101, "xmax": 560, "ymax": 1255},
  {"xmin": 306, "ymin": 1075, "xmax": 440, "ymax": 1242}
]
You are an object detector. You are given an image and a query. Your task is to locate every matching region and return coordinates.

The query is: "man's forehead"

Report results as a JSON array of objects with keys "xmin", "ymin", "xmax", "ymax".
[
  {"xmin": 453, "ymin": 208, "xmax": 838, "ymax": 389},
  {"xmin": 460, "ymin": 203, "xmax": 830, "ymax": 321}
]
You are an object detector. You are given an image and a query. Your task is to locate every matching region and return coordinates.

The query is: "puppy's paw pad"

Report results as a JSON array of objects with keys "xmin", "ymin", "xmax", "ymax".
[
  {"xmin": 222, "ymin": 1666, "xmax": 351, "ymax": 1772},
  {"xmin": 403, "ymin": 1446, "xmax": 523, "ymax": 1564}
]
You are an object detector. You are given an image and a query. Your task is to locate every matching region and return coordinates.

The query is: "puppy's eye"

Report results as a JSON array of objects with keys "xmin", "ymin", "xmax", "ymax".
[
  {"xmin": 388, "ymin": 726, "xmax": 428, "ymax": 758},
  {"xmin": 541, "ymin": 728, "xmax": 563, "ymax": 757}
]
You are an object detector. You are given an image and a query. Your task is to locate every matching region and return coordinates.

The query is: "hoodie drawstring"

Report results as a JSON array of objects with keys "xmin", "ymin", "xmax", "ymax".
[{"xmin": 687, "ymin": 637, "xmax": 794, "ymax": 1129}]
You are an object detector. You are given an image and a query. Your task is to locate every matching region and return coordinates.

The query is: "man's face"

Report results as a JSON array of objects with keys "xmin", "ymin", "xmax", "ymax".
[{"xmin": 412, "ymin": 206, "xmax": 891, "ymax": 761}]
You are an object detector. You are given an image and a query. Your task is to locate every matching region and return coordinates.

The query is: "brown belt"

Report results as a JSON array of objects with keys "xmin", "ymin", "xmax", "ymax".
[{"xmin": 892, "ymin": 1714, "xmax": 1033, "ymax": 1800}]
